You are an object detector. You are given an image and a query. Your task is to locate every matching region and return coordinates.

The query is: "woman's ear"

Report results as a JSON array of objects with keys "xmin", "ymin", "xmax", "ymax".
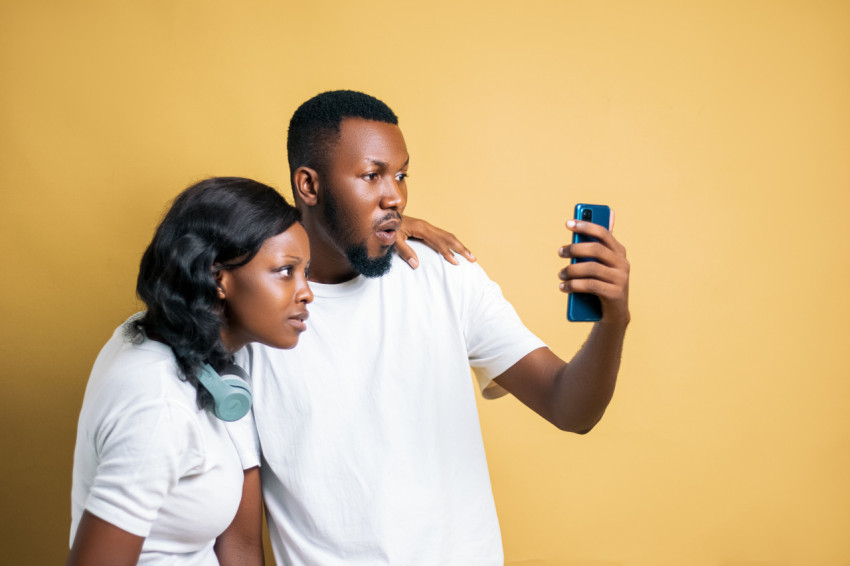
[
  {"xmin": 293, "ymin": 166, "xmax": 320, "ymax": 207},
  {"xmin": 213, "ymin": 268, "xmax": 227, "ymax": 300}
]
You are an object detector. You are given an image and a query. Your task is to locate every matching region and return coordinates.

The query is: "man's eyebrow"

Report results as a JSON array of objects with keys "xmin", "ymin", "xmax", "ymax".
[{"xmin": 365, "ymin": 156, "xmax": 410, "ymax": 168}]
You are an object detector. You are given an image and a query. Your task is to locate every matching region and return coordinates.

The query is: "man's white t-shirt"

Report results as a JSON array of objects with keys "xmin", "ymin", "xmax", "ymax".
[
  {"xmin": 243, "ymin": 242, "xmax": 546, "ymax": 565},
  {"xmin": 70, "ymin": 317, "xmax": 258, "ymax": 565}
]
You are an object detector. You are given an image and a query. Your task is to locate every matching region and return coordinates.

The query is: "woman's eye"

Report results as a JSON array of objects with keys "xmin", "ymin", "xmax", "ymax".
[
  {"xmin": 277, "ymin": 266, "xmax": 293, "ymax": 277},
  {"xmin": 395, "ymin": 173, "xmax": 408, "ymax": 182}
]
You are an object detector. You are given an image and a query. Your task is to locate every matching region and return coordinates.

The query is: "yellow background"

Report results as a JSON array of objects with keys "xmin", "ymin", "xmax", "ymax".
[{"xmin": 1, "ymin": 1, "xmax": 848, "ymax": 564}]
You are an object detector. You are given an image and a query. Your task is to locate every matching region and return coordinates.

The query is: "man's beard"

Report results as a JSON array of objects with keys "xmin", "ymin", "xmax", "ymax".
[
  {"xmin": 343, "ymin": 243, "xmax": 394, "ymax": 278},
  {"xmin": 323, "ymin": 186, "xmax": 395, "ymax": 278}
]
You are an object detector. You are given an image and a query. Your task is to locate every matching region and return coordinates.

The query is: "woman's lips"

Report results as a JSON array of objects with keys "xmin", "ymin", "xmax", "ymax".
[{"xmin": 288, "ymin": 312, "xmax": 309, "ymax": 332}]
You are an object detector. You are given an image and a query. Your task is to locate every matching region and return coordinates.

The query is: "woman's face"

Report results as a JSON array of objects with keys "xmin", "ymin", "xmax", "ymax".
[{"xmin": 217, "ymin": 223, "xmax": 313, "ymax": 352}]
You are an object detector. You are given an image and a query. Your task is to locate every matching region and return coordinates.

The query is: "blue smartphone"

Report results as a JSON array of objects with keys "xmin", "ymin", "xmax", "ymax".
[{"xmin": 567, "ymin": 204, "xmax": 612, "ymax": 322}]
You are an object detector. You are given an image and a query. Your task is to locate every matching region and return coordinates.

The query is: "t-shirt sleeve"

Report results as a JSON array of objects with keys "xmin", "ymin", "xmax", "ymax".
[
  {"xmin": 226, "ymin": 346, "xmax": 261, "ymax": 469},
  {"xmin": 225, "ymin": 409, "xmax": 261, "ymax": 470},
  {"xmin": 459, "ymin": 262, "xmax": 547, "ymax": 399},
  {"xmin": 84, "ymin": 400, "xmax": 203, "ymax": 537}
]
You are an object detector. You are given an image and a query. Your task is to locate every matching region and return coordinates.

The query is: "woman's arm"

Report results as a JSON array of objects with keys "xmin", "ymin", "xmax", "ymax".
[
  {"xmin": 214, "ymin": 466, "xmax": 264, "ymax": 566},
  {"xmin": 66, "ymin": 511, "xmax": 144, "ymax": 566}
]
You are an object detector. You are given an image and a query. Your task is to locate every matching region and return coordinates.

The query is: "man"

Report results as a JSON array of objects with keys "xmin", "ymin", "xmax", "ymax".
[{"xmin": 246, "ymin": 90, "xmax": 630, "ymax": 565}]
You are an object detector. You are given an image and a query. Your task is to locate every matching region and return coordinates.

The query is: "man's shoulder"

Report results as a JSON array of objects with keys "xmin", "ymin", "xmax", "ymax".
[{"xmin": 392, "ymin": 240, "xmax": 484, "ymax": 279}]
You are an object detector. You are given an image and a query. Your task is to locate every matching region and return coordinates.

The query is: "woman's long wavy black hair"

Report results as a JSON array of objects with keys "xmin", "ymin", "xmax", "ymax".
[{"xmin": 131, "ymin": 177, "xmax": 301, "ymax": 409}]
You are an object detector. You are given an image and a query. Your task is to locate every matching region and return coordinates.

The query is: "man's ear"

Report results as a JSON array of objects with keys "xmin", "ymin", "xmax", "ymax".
[{"xmin": 293, "ymin": 166, "xmax": 320, "ymax": 207}]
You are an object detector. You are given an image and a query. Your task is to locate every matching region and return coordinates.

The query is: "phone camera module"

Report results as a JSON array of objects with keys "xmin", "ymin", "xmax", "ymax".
[{"xmin": 581, "ymin": 209, "xmax": 592, "ymax": 221}]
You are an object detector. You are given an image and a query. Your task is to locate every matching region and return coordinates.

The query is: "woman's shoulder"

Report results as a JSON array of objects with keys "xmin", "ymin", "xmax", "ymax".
[{"xmin": 85, "ymin": 316, "xmax": 197, "ymax": 412}]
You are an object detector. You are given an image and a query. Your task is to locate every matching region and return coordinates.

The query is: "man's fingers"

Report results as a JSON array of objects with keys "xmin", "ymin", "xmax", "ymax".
[
  {"xmin": 560, "ymin": 242, "xmax": 621, "ymax": 268},
  {"xmin": 565, "ymin": 220, "xmax": 626, "ymax": 257},
  {"xmin": 560, "ymin": 277, "xmax": 621, "ymax": 297},
  {"xmin": 560, "ymin": 217, "xmax": 630, "ymax": 321},
  {"xmin": 559, "ymin": 261, "xmax": 626, "ymax": 287}
]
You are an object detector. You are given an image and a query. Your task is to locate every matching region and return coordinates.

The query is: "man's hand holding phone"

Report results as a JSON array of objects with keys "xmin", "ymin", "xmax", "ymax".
[{"xmin": 559, "ymin": 204, "xmax": 630, "ymax": 325}]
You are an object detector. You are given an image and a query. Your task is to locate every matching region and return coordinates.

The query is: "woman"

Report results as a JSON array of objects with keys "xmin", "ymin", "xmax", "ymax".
[
  {"xmin": 67, "ymin": 176, "xmax": 473, "ymax": 565},
  {"xmin": 68, "ymin": 177, "xmax": 310, "ymax": 565}
]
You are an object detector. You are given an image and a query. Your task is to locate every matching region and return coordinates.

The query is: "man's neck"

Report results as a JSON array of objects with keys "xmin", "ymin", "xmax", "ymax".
[
  {"xmin": 307, "ymin": 246, "xmax": 359, "ymax": 284},
  {"xmin": 301, "ymin": 219, "xmax": 359, "ymax": 284}
]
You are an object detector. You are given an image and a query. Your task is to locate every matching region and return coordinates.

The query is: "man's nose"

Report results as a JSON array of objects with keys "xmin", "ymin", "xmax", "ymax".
[{"xmin": 380, "ymin": 178, "xmax": 405, "ymax": 209}]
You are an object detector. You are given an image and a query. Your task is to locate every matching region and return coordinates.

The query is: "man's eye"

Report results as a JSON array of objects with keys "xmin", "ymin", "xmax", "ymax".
[
  {"xmin": 395, "ymin": 173, "xmax": 408, "ymax": 182},
  {"xmin": 364, "ymin": 173, "xmax": 378, "ymax": 181}
]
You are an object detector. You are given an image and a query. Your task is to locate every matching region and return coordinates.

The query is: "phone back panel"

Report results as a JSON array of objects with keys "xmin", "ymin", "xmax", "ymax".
[{"xmin": 567, "ymin": 204, "xmax": 611, "ymax": 322}]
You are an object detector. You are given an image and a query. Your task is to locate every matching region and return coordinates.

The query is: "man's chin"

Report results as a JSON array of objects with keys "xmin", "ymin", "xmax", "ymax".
[{"xmin": 345, "ymin": 243, "xmax": 395, "ymax": 278}]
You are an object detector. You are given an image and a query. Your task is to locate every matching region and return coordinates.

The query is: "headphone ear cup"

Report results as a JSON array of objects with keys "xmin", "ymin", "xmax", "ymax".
[
  {"xmin": 213, "ymin": 378, "xmax": 252, "ymax": 422},
  {"xmin": 196, "ymin": 363, "xmax": 253, "ymax": 422},
  {"xmin": 221, "ymin": 376, "xmax": 251, "ymax": 393}
]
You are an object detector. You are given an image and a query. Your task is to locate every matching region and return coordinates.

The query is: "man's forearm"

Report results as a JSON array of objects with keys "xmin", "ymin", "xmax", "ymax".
[{"xmin": 550, "ymin": 318, "xmax": 628, "ymax": 433}]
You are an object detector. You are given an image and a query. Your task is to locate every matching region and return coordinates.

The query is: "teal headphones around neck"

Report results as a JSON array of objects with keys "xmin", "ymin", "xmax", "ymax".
[{"xmin": 196, "ymin": 363, "xmax": 253, "ymax": 422}]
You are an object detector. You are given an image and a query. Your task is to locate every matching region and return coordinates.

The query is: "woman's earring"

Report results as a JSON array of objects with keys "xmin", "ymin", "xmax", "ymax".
[{"xmin": 217, "ymin": 287, "xmax": 226, "ymax": 299}]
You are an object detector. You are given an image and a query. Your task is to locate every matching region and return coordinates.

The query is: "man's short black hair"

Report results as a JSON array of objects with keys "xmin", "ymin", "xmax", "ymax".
[{"xmin": 287, "ymin": 90, "xmax": 398, "ymax": 189}]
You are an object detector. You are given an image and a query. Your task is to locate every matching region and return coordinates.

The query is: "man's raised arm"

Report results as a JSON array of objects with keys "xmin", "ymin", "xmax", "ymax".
[{"xmin": 493, "ymin": 218, "xmax": 630, "ymax": 434}]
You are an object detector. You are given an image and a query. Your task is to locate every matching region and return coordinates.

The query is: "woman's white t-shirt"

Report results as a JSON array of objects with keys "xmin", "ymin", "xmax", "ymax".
[{"xmin": 69, "ymin": 318, "xmax": 257, "ymax": 565}]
